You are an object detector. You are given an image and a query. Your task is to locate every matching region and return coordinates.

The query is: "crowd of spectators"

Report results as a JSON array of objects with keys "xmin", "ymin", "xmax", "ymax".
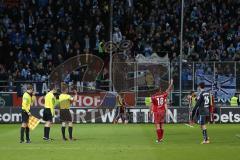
[
  {"xmin": 0, "ymin": 0, "xmax": 110, "ymax": 82},
  {"xmin": 0, "ymin": 0, "xmax": 239, "ymax": 83}
]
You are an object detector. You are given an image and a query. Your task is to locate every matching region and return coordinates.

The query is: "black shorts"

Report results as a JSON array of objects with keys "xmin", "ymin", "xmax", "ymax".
[
  {"xmin": 60, "ymin": 109, "xmax": 72, "ymax": 122},
  {"xmin": 21, "ymin": 110, "xmax": 29, "ymax": 123},
  {"xmin": 199, "ymin": 115, "xmax": 209, "ymax": 125},
  {"xmin": 43, "ymin": 108, "xmax": 53, "ymax": 122}
]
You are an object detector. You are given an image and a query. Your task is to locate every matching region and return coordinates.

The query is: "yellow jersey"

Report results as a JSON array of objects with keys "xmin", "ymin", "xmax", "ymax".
[
  {"xmin": 230, "ymin": 96, "xmax": 238, "ymax": 107},
  {"xmin": 116, "ymin": 96, "xmax": 123, "ymax": 107},
  {"xmin": 44, "ymin": 91, "xmax": 57, "ymax": 115},
  {"xmin": 145, "ymin": 97, "xmax": 151, "ymax": 106},
  {"xmin": 22, "ymin": 92, "xmax": 35, "ymax": 113},
  {"xmin": 191, "ymin": 96, "xmax": 197, "ymax": 108},
  {"xmin": 59, "ymin": 93, "xmax": 73, "ymax": 109}
]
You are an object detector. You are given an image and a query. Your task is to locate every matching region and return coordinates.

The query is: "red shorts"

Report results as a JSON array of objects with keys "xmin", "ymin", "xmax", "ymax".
[{"xmin": 153, "ymin": 111, "xmax": 165, "ymax": 124}]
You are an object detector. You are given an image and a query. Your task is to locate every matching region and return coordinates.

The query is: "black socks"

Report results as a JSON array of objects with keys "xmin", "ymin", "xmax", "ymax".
[
  {"xmin": 20, "ymin": 127, "xmax": 25, "ymax": 141},
  {"xmin": 44, "ymin": 127, "xmax": 50, "ymax": 139},
  {"xmin": 68, "ymin": 127, "xmax": 73, "ymax": 139},
  {"xmin": 26, "ymin": 127, "xmax": 30, "ymax": 140},
  {"xmin": 202, "ymin": 129, "xmax": 208, "ymax": 141},
  {"xmin": 62, "ymin": 127, "xmax": 66, "ymax": 139}
]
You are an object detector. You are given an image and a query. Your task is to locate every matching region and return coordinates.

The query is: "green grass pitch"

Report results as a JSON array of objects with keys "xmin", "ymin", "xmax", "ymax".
[{"xmin": 0, "ymin": 124, "xmax": 239, "ymax": 160}]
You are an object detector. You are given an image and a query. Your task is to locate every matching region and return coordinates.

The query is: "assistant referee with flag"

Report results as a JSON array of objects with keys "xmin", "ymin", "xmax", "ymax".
[{"xmin": 20, "ymin": 84, "xmax": 36, "ymax": 143}]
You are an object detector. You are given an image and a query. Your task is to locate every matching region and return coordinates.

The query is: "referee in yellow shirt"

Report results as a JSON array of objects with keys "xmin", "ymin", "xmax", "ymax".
[
  {"xmin": 20, "ymin": 84, "xmax": 36, "ymax": 143},
  {"xmin": 43, "ymin": 86, "xmax": 57, "ymax": 141},
  {"xmin": 59, "ymin": 84, "xmax": 77, "ymax": 141}
]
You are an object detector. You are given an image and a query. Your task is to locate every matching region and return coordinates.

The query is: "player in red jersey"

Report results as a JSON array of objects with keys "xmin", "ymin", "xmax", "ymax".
[{"xmin": 151, "ymin": 79, "xmax": 173, "ymax": 143}]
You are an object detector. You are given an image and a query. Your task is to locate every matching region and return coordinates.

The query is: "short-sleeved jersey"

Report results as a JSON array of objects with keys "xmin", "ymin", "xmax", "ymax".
[
  {"xmin": 195, "ymin": 91, "xmax": 210, "ymax": 116},
  {"xmin": 59, "ymin": 93, "xmax": 73, "ymax": 109},
  {"xmin": 44, "ymin": 92, "xmax": 57, "ymax": 115},
  {"xmin": 151, "ymin": 92, "xmax": 168, "ymax": 112},
  {"xmin": 22, "ymin": 92, "xmax": 34, "ymax": 113}
]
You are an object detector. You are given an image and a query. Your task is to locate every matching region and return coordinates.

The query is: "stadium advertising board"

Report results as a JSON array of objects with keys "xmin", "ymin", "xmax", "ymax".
[
  {"xmin": 0, "ymin": 92, "xmax": 13, "ymax": 107},
  {"xmin": 0, "ymin": 107, "xmax": 239, "ymax": 123},
  {"xmin": 10, "ymin": 92, "xmax": 135, "ymax": 107},
  {"xmin": 15, "ymin": 82, "xmax": 49, "ymax": 96},
  {"xmin": 214, "ymin": 107, "xmax": 240, "ymax": 123}
]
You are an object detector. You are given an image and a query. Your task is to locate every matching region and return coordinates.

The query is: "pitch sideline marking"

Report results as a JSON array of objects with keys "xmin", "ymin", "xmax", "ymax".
[
  {"xmin": 236, "ymin": 134, "xmax": 240, "ymax": 138},
  {"xmin": 184, "ymin": 123, "xmax": 194, "ymax": 128}
]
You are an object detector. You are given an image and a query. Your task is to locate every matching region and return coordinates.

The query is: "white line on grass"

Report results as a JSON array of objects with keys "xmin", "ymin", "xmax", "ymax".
[
  {"xmin": 184, "ymin": 123, "xmax": 194, "ymax": 128},
  {"xmin": 236, "ymin": 134, "xmax": 240, "ymax": 138},
  {"xmin": 0, "ymin": 146, "xmax": 158, "ymax": 151}
]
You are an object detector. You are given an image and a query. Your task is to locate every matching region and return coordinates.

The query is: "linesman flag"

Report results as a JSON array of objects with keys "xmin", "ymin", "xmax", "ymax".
[{"xmin": 28, "ymin": 116, "xmax": 40, "ymax": 130}]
